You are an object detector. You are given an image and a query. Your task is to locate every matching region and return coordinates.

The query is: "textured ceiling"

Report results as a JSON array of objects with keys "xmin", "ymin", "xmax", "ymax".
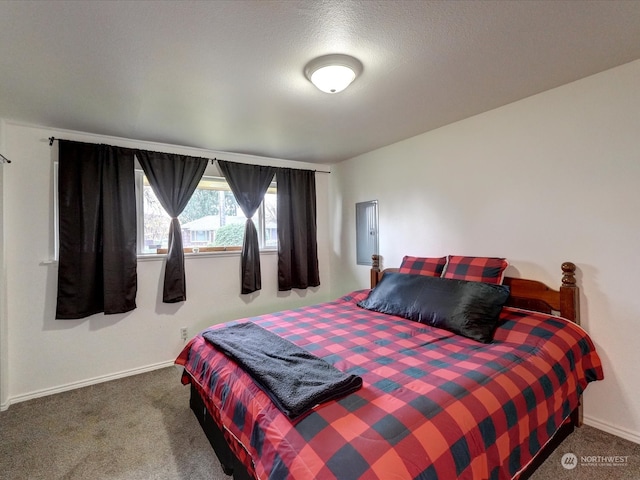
[{"xmin": 1, "ymin": 0, "xmax": 639, "ymax": 164}]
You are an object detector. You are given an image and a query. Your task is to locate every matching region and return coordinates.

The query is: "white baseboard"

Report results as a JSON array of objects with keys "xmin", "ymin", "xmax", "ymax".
[
  {"xmin": 1, "ymin": 360, "xmax": 176, "ymax": 411},
  {"xmin": 583, "ymin": 414, "xmax": 640, "ymax": 445}
]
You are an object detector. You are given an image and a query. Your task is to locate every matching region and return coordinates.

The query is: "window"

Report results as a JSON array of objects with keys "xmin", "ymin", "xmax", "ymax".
[{"xmin": 135, "ymin": 172, "xmax": 277, "ymax": 255}]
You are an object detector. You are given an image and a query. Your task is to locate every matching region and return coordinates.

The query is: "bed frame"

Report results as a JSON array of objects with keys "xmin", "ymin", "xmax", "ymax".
[{"xmin": 190, "ymin": 257, "xmax": 583, "ymax": 480}]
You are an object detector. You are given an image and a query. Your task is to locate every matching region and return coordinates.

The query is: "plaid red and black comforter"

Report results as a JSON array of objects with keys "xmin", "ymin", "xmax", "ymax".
[{"xmin": 176, "ymin": 290, "xmax": 603, "ymax": 480}]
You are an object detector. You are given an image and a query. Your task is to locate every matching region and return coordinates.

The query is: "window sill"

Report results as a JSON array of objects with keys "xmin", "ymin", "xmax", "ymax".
[
  {"xmin": 137, "ymin": 248, "xmax": 278, "ymax": 262},
  {"xmin": 155, "ymin": 246, "xmax": 243, "ymax": 254}
]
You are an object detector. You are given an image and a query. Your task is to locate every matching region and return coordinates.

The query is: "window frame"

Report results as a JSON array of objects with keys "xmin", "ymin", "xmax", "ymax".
[{"xmin": 134, "ymin": 170, "xmax": 277, "ymax": 256}]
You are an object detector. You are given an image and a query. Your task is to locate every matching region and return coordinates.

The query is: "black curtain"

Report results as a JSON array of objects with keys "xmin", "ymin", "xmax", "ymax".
[
  {"xmin": 137, "ymin": 151, "xmax": 208, "ymax": 303},
  {"xmin": 217, "ymin": 160, "xmax": 275, "ymax": 294},
  {"xmin": 276, "ymin": 168, "xmax": 320, "ymax": 291},
  {"xmin": 56, "ymin": 141, "xmax": 137, "ymax": 319}
]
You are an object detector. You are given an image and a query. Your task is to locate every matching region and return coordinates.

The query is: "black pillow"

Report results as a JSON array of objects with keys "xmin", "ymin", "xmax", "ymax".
[{"xmin": 358, "ymin": 272, "xmax": 510, "ymax": 343}]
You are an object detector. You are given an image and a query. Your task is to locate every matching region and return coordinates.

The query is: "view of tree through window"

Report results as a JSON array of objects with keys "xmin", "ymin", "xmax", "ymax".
[{"xmin": 139, "ymin": 175, "xmax": 277, "ymax": 254}]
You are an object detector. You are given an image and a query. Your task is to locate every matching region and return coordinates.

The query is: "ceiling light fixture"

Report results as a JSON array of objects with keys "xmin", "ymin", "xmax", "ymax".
[{"xmin": 304, "ymin": 54, "xmax": 363, "ymax": 94}]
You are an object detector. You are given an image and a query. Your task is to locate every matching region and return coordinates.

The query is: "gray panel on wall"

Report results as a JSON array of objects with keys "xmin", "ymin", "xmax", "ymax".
[{"xmin": 356, "ymin": 200, "xmax": 378, "ymax": 265}]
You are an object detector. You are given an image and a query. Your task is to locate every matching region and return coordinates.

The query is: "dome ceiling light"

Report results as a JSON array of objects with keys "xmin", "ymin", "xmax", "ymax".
[{"xmin": 304, "ymin": 54, "xmax": 363, "ymax": 94}]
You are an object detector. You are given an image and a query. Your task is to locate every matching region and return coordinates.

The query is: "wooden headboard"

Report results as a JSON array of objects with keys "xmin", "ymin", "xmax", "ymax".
[{"xmin": 370, "ymin": 255, "xmax": 580, "ymax": 325}]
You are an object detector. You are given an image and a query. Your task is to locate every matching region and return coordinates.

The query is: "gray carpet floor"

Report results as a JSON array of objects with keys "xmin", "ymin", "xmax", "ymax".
[{"xmin": 1, "ymin": 366, "xmax": 638, "ymax": 479}]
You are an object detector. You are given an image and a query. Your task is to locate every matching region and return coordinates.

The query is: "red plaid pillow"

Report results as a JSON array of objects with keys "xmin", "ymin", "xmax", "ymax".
[
  {"xmin": 441, "ymin": 255, "xmax": 509, "ymax": 284},
  {"xmin": 398, "ymin": 256, "xmax": 447, "ymax": 277}
]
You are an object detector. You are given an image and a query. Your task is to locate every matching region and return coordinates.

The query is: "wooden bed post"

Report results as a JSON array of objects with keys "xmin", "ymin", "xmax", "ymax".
[
  {"xmin": 559, "ymin": 261, "xmax": 583, "ymax": 427},
  {"xmin": 559, "ymin": 262, "xmax": 579, "ymax": 325},
  {"xmin": 371, "ymin": 254, "xmax": 381, "ymax": 289}
]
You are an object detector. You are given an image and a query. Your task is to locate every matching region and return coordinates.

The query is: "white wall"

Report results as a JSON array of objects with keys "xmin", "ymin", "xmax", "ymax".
[
  {"xmin": 0, "ymin": 121, "xmax": 8, "ymax": 408},
  {"xmin": 0, "ymin": 121, "xmax": 332, "ymax": 408},
  {"xmin": 330, "ymin": 60, "xmax": 640, "ymax": 444}
]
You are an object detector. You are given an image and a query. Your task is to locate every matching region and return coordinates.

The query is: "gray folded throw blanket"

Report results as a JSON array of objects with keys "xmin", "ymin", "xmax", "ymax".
[{"xmin": 202, "ymin": 322, "xmax": 363, "ymax": 420}]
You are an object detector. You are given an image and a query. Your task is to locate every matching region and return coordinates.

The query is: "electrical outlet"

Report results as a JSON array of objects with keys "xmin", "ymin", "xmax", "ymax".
[{"xmin": 180, "ymin": 327, "xmax": 188, "ymax": 341}]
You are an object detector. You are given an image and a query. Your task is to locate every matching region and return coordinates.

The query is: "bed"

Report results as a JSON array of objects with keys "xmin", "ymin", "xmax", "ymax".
[{"xmin": 176, "ymin": 255, "xmax": 603, "ymax": 479}]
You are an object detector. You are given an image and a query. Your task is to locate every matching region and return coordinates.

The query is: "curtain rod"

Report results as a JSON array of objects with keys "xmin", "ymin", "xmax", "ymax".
[
  {"xmin": 49, "ymin": 137, "xmax": 330, "ymax": 174},
  {"xmin": 212, "ymin": 157, "xmax": 330, "ymax": 174}
]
